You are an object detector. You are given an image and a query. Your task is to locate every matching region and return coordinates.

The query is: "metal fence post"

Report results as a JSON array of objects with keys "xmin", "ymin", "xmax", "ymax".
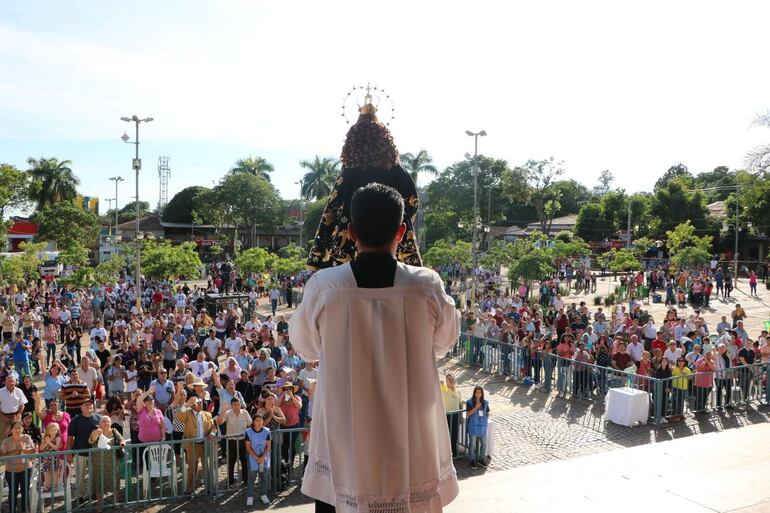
[
  {"xmin": 653, "ymin": 378, "xmax": 663, "ymax": 424},
  {"xmin": 766, "ymin": 362, "xmax": 770, "ymax": 405}
]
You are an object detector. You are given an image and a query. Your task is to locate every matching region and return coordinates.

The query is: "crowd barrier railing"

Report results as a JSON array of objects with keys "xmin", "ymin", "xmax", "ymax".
[{"xmin": 453, "ymin": 334, "xmax": 770, "ymax": 424}]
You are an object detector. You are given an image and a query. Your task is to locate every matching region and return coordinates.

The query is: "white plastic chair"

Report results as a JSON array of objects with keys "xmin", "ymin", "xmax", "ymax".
[{"xmin": 141, "ymin": 444, "xmax": 177, "ymax": 498}]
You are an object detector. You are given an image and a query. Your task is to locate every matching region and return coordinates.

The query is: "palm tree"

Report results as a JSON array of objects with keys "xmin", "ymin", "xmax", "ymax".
[
  {"xmin": 746, "ymin": 110, "xmax": 770, "ymax": 172},
  {"xmin": 400, "ymin": 149, "xmax": 438, "ymax": 186},
  {"xmin": 230, "ymin": 155, "xmax": 275, "ymax": 181},
  {"xmin": 299, "ymin": 156, "xmax": 340, "ymax": 200},
  {"xmin": 26, "ymin": 157, "xmax": 80, "ymax": 211}
]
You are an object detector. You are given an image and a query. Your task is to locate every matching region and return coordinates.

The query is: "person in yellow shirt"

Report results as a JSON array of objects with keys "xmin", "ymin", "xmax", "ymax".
[
  {"xmin": 441, "ymin": 374, "xmax": 463, "ymax": 458},
  {"xmin": 670, "ymin": 358, "xmax": 692, "ymax": 421}
]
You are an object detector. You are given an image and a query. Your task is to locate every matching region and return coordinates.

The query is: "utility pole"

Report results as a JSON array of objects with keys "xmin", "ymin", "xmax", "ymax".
[{"xmin": 465, "ymin": 129, "xmax": 487, "ymax": 304}]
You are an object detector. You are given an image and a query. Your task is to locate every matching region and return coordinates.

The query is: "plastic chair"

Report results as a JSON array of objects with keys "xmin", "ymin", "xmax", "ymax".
[
  {"xmin": 32, "ymin": 461, "xmax": 70, "ymax": 513},
  {"xmin": 141, "ymin": 444, "xmax": 178, "ymax": 498}
]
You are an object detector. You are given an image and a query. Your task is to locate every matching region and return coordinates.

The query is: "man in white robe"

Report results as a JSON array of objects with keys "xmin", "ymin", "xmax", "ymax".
[{"xmin": 290, "ymin": 183, "xmax": 460, "ymax": 513}]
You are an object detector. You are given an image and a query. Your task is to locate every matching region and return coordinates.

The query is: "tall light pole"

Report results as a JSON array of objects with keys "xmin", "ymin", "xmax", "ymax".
[
  {"xmin": 295, "ymin": 180, "xmax": 304, "ymax": 248},
  {"xmin": 109, "ymin": 176, "xmax": 124, "ymax": 234},
  {"xmin": 465, "ymin": 129, "xmax": 487, "ymax": 304},
  {"xmin": 105, "ymin": 199, "xmax": 114, "ymax": 235},
  {"xmin": 120, "ymin": 115, "xmax": 153, "ymax": 310},
  {"xmin": 733, "ymin": 179, "xmax": 740, "ymax": 287}
]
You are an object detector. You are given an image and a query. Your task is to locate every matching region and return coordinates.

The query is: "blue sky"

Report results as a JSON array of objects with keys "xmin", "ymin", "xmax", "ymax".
[{"xmin": 2, "ymin": 0, "xmax": 770, "ymax": 215}]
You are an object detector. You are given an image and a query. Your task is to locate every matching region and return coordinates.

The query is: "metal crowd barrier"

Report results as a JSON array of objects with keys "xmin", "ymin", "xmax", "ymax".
[{"xmin": 453, "ymin": 333, "xmax": 770, "ymax": 424}]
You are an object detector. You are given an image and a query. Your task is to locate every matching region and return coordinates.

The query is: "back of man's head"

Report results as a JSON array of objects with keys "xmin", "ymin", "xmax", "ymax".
[{"xmin": 351, "ymin": 183, "xmax": 404, "ymax": 248}]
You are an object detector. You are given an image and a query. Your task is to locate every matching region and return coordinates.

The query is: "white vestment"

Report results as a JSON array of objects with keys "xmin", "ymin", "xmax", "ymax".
[{"xmin": 290, "ymin": 262, "xmax": 460, "ymax": 513}]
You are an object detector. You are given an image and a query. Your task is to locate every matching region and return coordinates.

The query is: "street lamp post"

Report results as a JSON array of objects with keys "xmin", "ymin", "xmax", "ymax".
[
  {"xmin": 465, "ymin": 129, "xmax": 487, "ymax": 304},
  {"xmin": 120, "ymin": 115, "xmax": 153, "ymax": 310},
  {"xmin": 109, "ymin": 176, "xmax": 124, "ymax": 234},
  {"xmin": 295, "ymin": 180, "xmax": 304, "ymax": 248},
  {"xmin": 105, "ymin": 198, "xmax": 114, "ymax": 235}
]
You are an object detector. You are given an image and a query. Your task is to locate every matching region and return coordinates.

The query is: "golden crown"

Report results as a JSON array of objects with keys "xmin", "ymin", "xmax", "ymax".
[{"xmin": 341, "ymin": 83, "xmax": 395, "ymax": 126}]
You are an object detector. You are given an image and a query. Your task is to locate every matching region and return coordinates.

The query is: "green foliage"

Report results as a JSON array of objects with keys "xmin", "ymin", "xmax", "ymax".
[
  {"xmin": 423, "ymin": 239, "xmax": 471, "ymax": 268},
  {"xmin": 507, "ymin": 248, "xmax": 554, "ymax": 284},
  {"xmin": 162, "ymin": 186, "xmax": 209, "ymax": 224},
  {"xmin": 554, "ymin": 230, "xmax": 573, "ymax": 243},
  {"xmin": 234, "ymin": 247, "xmax": 277, "ymax": 275},
  {"xmin": 58, "ymin": 243, "xmax": 90, "ymax": 267},
  {"xmin": 230, "ymin": 156, "xmax": 274, "ymax": 182},
  {"xmin": 94, "ymin": 255, "xmax": 126, "ymax": 283},
  {"xmin": 665, "ymin": 220, "xmax": 713, "ymax": 254},
  {"xmin": 606, "ymin": 248, "xmax": 641, "ymax": 272},
  {"xmin": 141, "ymin": 241, "xmax": 202, "ymax": 280},
  {"xmin": 279, "ymin": 243, "xmax": 306, "ymax": 259},
  {"xmin": 654, "ymin": 163, "xmax": 693, "ymax": 191},
  {"xmin": 670, "ymin": 246, "xmax": 712, "ymax": 268},
  {"xmin": 423, "ymin": 209, "xmax": 461, "ymax": 245},
  {"xmin": 575, "ymin": 203, "xmax": 614, "ymax": 241},
  {"xmin": 59, "ymin": 266, "xmax": 97, "ymax": 288},
  {"xmin": 33, "ymin": 202, "xmax": 100, "ymax": 249},
  {"xmin": 479, "ymin": 240, "xmax": 515, "ymax": 269},
  {"xmin": 208, "ymin": 244, "xmax": 223, "ymax": 256},
  {"xmin": 26, "ymin": 157, "xmax": 80, "ymax": 212},
  {"xmin": 0, "ymin": 164, "xmax": 30, "ymax": 218},
  {"xmin": 400, "ymin": 150, "xmax": 438, "ymax": 186},
  {"xmin": 0, "ymin": 242, "xmax": 45, "ymax": 287},
  {"xmin": 112, "ymin": 201, "xmax": 150, "ymax": 224},
  {"xmin": 630, "ymin": 236, "xmax": 655, "ymax": 258},
  {"xmin": 501, "ymin": 157, "xmax": 565, "ymax": 234},
  {"xmin": 214, "ymin": 172, "xmax": 284, "ymax": 245},
  {"xmin": 299, "ymin": 157, "xmax": 340, "ymax": 200},
  {"xmin": 550, "ymin": 237, "xmax": 591, "ymax": 261},
  {"xmin": 594, "ymin": 170, "xmax": 614, "ymax": 195},
  {"xmin": 272, "ymin": 256, "xmax": 305, "ymax": 275},
  {"xmin": 738, "ymin": 171, "xmax": 770, "ymax": 238},
  {"xmin": 302, "ymin": 198, "xmax": 327, "ymax": 247},
  {"xmin": 650, "ymin": 178, "xmax": 710, "ymax": 237},
  {"xmin": 593, "ymin": 295, "xmax": 602, "ymax": 305}
]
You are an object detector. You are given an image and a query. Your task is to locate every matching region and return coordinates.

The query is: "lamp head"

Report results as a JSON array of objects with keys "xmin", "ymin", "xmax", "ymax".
[
  {"xmin": 120, "ymin": 132, "xmax": 130, "ymax": 143},
  {"xmin": 142, "ymin": 117, "xmax": 154, "ymax": 123},
  {"xmin": 479, "ymin": 130, "xmax": 487, "ymax": 137},
  {"xmin": 465, "ymin": 130, "xmax": 474, "ymax": 137},
  {"xmin": 120, "ymin": 117, "xmax": 131, "ymax": 122}
]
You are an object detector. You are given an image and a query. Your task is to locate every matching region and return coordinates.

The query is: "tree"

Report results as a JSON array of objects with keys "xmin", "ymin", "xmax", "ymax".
[
  {"xmin": 594, "ymin": 170, "xmax": 614, "ymax": 195},
  {"xmin": 666, "ymin": 220, "xmax": 713, "ymax": 255},
  {"xmin": 163, "ymin": 186, "xmax": 210, "ymax": 224},
  {"xmin": 302, "ymin": 198, "xmax": 327, "ymax": 249},
  {"xmin": 0, "ymin": 242, "xmax": 45, "ymax": 287},
  {"xmin": 670, "ymin": 246, "xmax": 711, "ymax": 268},
  {"xmin": 0, "ymin": 164, "xmax": 30, "ymax": 218},
  {"xmin": 234, "ymin": 247, "xmax": 277, "ymax": 275},
  {"xmin": 507, "ymin": 249, "xmax": 554, "ymax": 286},
  {"xmin": 33, "ymin": 202, "xmax": 100, "ymax": 249},
  {"xmin": 746, "ymin": 109, "xmax": 770, "ymax": 172},
  {"xmin": 58, "ymin": 243, "xmax": 90, "ymax": 268},
  {"xmin": 605, "ymin": 248, "xmax": 641, "ymax": 272},
  {"xmin": 740, "ymin": 173, "xmax": 770, "ymax": 239},
  {"xmin": 400, "ymin": 149, "xmax": 438, "ymax": 186},
  {"xmin": 215, "ymin": 173, "xmax": 284, "ymax": 247},
  {"xmin": 422, "ymin": 239, "xmax": 471, "ymax": 269},
  {"xmin": 279, "ymin": 243, "xmax": 306, "ymax": 259},
  {"xmin": 141, "ymin": 241, "xmax": 202, "ymax": 280},
  {"xmin": 654, "ymin": 163, "xmax": 693, "ymax": 192},
  {"xmin": 501, "ymin": 157, "xmax": 565, "ymax": 234},
  {"xmin": 230, "ymin": 156, "xmax": 274, "ymax": 182},
  {"xmin": 94, "ymin": 255, "xmax": 126, "ymax": 283},
  {"xmin": 299, "ymin": 157, "xmax": 340, "ymax": 200},
  {"xmin": 26, "ymin": 157, "xmax": 80, "ymax": 211},
  {"xmin": 479, "ymin": 240, "xmax": 515, "ymax": 270},
  {"xmin": 575, "ymin": 203, "xmax": 612, "ymax": 241},
  {"xmin": 550, "ymin": 180, "xmax": 593, "ymax": 217},
  {"xmin": 110, "ymin": 201, "xmax": 151, "ymax": 225},
  {"xmin": 272, "ymin": 256, "xmax": 305, "ymax": 275},
  {"xmin": 424, "ymin": 156, "xmax": 511, "ymax": 228},
  {"xmin": 649, "ymin": 178, "xmax": 710, "ymax": 238}
]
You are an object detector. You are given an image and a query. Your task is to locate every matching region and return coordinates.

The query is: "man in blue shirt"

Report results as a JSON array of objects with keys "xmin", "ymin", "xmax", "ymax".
[
  {"xmin": 11, "ymin": 332, "xmax": 31, "ymax": 377},
  {"xmin": 150, "ymin": 369, "xmax": 174, "ymax": 411}
]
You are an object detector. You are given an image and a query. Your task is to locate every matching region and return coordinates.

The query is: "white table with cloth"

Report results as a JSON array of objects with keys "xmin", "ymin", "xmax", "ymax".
[{"xmin": 605, "ymin": 387, "xmax": 649, "ymax": 426}]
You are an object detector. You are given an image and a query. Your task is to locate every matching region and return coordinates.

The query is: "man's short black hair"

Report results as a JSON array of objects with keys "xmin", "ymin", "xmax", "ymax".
[{"xmin": 350, "ymin": 183, "xmax": 404, "ymax": 248}]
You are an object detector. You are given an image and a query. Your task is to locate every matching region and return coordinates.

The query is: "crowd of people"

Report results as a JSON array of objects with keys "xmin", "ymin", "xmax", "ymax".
[
  {"xmin": 460, "ymin": 262, "xmax": 770, "ymax": 423},
  {"xmin": 0, "ymin": 272, "xmax": 317, "ymax": 512}
]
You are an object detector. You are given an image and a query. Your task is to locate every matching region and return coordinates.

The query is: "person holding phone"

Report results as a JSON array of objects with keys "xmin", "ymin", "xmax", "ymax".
[
  {"xmin": 465, "ymin": 386, "xmax": 490, "ymax": 469},
  {"xmin": 276, "ymin": 382, "xmax": 301, "ymax": 464}
]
